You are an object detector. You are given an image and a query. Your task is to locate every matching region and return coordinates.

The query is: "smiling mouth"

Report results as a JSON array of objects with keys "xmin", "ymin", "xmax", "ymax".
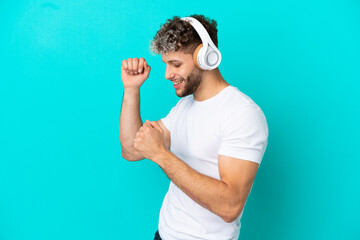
[
  {"xmin": 172, "ymin": 79, "xmax": 184, "ymax": 89},
  {"xmin": 171, "ymin": 79, "xmax": 184, "ymax": 85}
]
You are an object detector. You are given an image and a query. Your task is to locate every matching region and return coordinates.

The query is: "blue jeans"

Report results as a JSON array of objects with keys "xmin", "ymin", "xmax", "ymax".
[{"xmin": 154, "ymin": 230, "xmax": 162, "ymax": 240}]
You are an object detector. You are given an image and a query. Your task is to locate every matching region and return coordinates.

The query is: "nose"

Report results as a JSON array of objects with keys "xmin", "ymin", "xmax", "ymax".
[{"xmin": 165, "ymin": 67, "xmax": 175, "ymax": 80}]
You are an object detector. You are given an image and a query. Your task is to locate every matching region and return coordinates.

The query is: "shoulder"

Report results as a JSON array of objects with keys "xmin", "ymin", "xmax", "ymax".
[
  {"xmin": 220, "ymin": 86, "xmax": 265, "ymax": 117},
  {"xmin": 218, "ymin": 87, "xmax": 268, "ymax": 134},
  {"xmin": 223, "ymin": 86, "xmax": 259, "ymax": 108}
]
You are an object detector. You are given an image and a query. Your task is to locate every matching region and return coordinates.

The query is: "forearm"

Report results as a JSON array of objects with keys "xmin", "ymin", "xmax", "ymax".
[
  {"xmin": 119, "ymin": 88, "xmax": 143, "ymax": 158},
  {"xmin": 153, "ymin": 149, "xmax": 243, "ymax": 223}
]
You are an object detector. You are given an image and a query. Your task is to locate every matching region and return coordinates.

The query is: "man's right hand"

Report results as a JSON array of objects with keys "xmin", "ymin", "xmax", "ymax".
[{"xmin": 121, "ymin": 57, "xmax": 151, "ymax": 89}]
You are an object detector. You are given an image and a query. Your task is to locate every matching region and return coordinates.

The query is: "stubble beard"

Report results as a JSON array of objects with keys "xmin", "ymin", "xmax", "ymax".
[{"xmin": 176, "ymin": 69, "xmax": 203, "ymax": 98}]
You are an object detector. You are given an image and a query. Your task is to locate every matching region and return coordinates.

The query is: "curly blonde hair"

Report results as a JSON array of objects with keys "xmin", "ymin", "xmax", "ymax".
[{"xmin": 150, "ymin": 14, "xmax": 218, "ymax": 55}]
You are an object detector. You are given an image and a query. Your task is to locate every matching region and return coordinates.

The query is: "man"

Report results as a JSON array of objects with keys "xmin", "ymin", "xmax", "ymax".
[{"xmin": 119, "ymin": 14, "xmax": 268, "ymax": 240}]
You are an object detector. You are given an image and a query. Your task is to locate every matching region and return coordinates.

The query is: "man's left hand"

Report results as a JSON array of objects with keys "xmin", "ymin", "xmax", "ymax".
[{"xmin": 133, "ymin": 120, "xmax": 167, "ymax": 161}]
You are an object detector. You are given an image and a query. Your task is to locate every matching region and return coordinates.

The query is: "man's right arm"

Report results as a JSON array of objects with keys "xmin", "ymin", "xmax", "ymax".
[
  {"xmin": 119, "ymin": 57, "xmax": 170, "ymax": 161},
  {"xmin": 119, "ymin": 87, "xmax": 145, "ymax": 161},
  {"xmin": 119, "ymin": 87, "xmax": 171, "ymax": 161},
  {"xmin": 119, "ymin": 57, "xmax": 151, "ymax": 161}
]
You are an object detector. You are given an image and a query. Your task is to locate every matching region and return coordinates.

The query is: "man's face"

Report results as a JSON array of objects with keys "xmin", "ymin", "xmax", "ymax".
[{"xmin": 161, "ymin": 51, "xmax": 203, "ymax": 98}]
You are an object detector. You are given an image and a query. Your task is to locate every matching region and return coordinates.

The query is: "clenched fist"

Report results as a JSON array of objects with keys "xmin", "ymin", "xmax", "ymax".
[
  {"xmin": 121, "ymin": 57, "xmax": 151, "ymax": 89},
  {"xmin": 134, "ymin": 120, "xmax": 166, "ymax": 161}
]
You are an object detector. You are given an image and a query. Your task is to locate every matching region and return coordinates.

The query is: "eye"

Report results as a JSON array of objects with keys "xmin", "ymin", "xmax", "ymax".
[{"xmin": 174, "ymin": 64, "xmax": 181, "ymax": 68}]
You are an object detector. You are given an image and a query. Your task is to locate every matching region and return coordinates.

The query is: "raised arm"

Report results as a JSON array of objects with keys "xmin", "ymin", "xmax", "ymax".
[{"xmin": 119, "ymin": 57, "xmax": 151, "ymax": 161}]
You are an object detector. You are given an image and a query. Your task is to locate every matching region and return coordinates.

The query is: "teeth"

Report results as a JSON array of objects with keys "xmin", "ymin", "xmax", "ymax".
[{"xmin": 173, "ymin": 80, "xmax": 183, "ymax": 85}]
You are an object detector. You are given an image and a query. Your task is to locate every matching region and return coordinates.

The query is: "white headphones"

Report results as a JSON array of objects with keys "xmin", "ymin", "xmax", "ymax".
[{"xmin": 181, "ymin": 16, "xmax": 222, "ymax": 71}]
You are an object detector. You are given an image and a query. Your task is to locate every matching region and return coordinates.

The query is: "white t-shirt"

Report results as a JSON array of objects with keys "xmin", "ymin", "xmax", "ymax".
[{"xmin": 158, "ymin": 85, "xmax": 268, "ymax": 240}]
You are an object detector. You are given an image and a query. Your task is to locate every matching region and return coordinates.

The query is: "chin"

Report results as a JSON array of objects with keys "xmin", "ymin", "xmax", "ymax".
[
  {"xmin": 177, "ymin": 91, "xmax": 191, "ymax": 98},
  {"xmin": 175, "ymin": 90, "xmax": 184, "ymax": 97}
]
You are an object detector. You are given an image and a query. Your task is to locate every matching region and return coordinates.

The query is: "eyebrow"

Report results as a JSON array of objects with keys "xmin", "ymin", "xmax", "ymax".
[{"xmin": 162, "ymin": 59, "xmax": 182, "ymax": 64}]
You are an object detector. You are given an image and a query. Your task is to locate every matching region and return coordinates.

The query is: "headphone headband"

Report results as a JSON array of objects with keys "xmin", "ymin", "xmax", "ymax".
[
  {"xmin": 181, "ymin": 17, "xmax": 215, "ymax": 48},
  {"xmin": 180, "ymin": 16, "xmax": 221, "ymax": 70}
]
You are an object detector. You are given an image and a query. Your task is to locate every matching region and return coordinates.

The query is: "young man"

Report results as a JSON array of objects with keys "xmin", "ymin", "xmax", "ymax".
[{"xmin": 119, "ymin": 14, "xmax": 268, "ymax": 240}]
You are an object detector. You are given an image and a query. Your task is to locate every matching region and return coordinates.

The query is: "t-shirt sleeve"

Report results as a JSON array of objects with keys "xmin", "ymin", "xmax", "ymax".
[
  {"xmin": 160, "ymin": 99, "xmax": 182, "ymax": 133},
  {"xmin": 218, "ymin": 106, "xmax": 269, "ymax": 165}
]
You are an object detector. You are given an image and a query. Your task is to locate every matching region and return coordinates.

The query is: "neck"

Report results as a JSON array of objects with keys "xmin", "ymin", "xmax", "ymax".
[{"xmin": 193, "ymin": 68, "xmax": 230, "ymax": 102}]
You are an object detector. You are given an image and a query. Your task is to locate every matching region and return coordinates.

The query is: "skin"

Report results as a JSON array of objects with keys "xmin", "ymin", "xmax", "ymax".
[{"xmin": 119, "ymin": 51, "xmax": 259, "ymax": 223}]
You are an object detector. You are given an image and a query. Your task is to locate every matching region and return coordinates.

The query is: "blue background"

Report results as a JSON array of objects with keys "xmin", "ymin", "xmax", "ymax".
[{"xmin": 1, "ymin": 0, "xmax": 359, "ymax": 239}]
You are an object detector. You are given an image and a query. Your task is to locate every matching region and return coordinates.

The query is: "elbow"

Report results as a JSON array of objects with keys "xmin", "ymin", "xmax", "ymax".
[
  {"xmin": 222, "ymin": 215, "xmax": 238, "ymax": 224},
  {"xmin": 121, "ymin": 151, "xmax": 132, "ymax": 161},
  {"xmin": 121, "ymin": 151, "xmax": 144, "ymax": 162},
  {"xmin": 121, "ymin": 151, "xmax": 137, "ymax": 161},
  {"xmin": 221, "ymin": 205, "xmax": 244, "ymax": 223},
  {"xmin": 120, "ymin": 143, "xmax": 137, "ymax": 161}
]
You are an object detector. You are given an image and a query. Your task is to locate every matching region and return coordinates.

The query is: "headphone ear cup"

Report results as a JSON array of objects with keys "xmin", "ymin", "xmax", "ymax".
[
  {"xmin": 205, "ymin": 48, "xmax": 219, "ymax": 67},
  {"xmin": 193, "ymin": 43, "xmax": 204, "ymax": 70}
]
